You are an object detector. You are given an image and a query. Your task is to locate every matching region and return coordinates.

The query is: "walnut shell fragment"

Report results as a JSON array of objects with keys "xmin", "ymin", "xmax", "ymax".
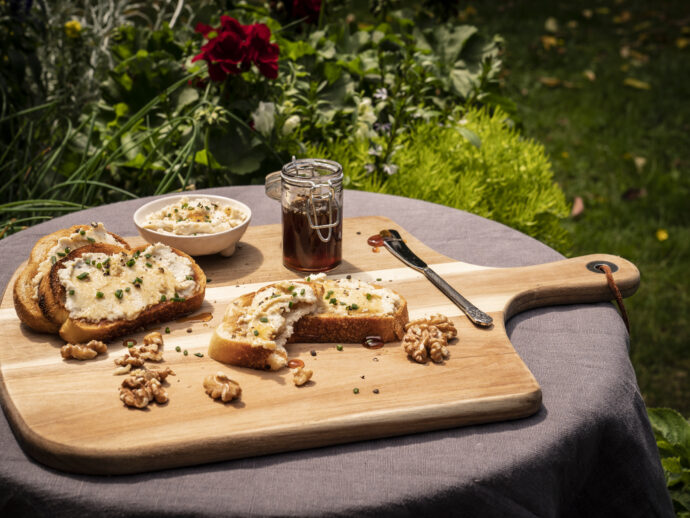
[
  {"xmin": 402, "ymin": 314, "xmax": 457, "ymax": 364},
  {"xmin": 204, "ymin": 372, "xmax": 242, "ymax": 403},
  {"xmin": 61, "ymin": 340, "xmax": 107, "ymax": 360}
]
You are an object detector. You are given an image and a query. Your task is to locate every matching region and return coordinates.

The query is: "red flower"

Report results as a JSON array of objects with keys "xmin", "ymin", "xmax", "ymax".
[
  {"xmin": 292, "ymin": 0, "xmax": 321, "ymax": 23},
  {"xmin": 192, "ymin": 16, "xmax": 279, "ymax": 82}
]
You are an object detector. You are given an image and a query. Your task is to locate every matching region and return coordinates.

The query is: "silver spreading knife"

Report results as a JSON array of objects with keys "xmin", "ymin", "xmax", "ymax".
[{"xmin": 379, "ymin": 229, "xmax": 493, "ymax": 327}]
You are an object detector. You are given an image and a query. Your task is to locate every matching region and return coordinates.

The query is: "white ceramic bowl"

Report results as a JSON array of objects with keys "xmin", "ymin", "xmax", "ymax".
[{"xmin": 133, "ymin": 194, "xmax": 252, "ymax": 257}]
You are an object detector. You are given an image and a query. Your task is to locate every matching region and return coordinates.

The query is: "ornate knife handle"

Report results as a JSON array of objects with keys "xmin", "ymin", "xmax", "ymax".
[{"xmin": 423, "ymin": 268, "xmax": 494, "ymax": 327}]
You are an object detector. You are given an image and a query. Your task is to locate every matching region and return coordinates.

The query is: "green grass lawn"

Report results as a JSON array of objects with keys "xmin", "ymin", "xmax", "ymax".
[{"xmin": 475, "ymin": 0, "xmax": 690, "ymax": 414}]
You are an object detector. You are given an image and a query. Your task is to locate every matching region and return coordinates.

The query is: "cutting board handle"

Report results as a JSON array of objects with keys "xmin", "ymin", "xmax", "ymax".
[{"xmin": 501, "ymin": 253, "xmax": 640, "ymax": 319}]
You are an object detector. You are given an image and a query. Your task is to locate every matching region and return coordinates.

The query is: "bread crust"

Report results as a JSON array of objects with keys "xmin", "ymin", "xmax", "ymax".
[
  {"xmin": 39, "ymin": 243, "xmax": 206, "ymax": 343},
  {"xmin": 13, "ymin": 225, "xmax": 130, "ymax": 334}
]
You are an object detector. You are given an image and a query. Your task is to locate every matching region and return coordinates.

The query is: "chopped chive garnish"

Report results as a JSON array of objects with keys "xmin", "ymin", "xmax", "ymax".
[
  {"xmin": 79, "ymin": 230, "xmax": 85, "ymax": 235},
  {"xmin": 207, "ymin": 278, "xmax": 212, "ymax": 283},
  {"xmin": 96, "ymin": 291, "xmax": 104, "ymax": 298},
  {"xmin": 288, "ymin": 285, "xmax": 295, "ymax": 292},
  {"xmin": 183, "ymin": 350, "xmax": 188, "ymax": 356},
  {"xmin": 182, "ymin": 203, "xmax": 188, "ymax": 208},
  {"xmin": 160, "ymin": 294, "xmax": 167, "ymax": 302},
  {"xmin": 145, "ymin": 253, "xmax": 151, "ymax": 259},
  {"xmin": 126, "ymin": 258, "xmax": 135, "ymax": 267},
  {"xmin": 132, "ymin": 277, "xmax": 142, "ymax": 284},
  {"xmin": 325, "ymin": 290, "xmax": 334, "ymax": 299},
  {"xmin": 271, "ymin": 293, "xmax": 279, "ymax": 299},
  {"xmin": 253, "ymin": 329, "xmax": 259, "ymax": 336},
  {"xmin": 84, "ymin": 259, "xmax": 90, "ymax": 265},
  {"xmin": 376, "ymin": 278, "xmax": 382, "ymax": 281},
  {"xmin": 185, "ymin": 275, "xmax": 194, "ymax": 280},
  {"xmin": 68, "ymin": 289, "xmax": 75, "ymax": 296},
  {"xmin": 165, "ymin": 327, "xmax": 170, "ymax": 334},
  {"xmin": 174, "ymin": 346, "xmax": 180, "ymax": 353},
  {"xmin": 336, "ymin": 344, "xmax": 343, "ymax": 351},
  {"xmin": 348, "ymin": 304, "xmax": 359, "ymax": 310},
  {"xmin": 366, "ymin": 293, "xmax": 372, "ymax": 300},
  {"xmin": 64, "ymin": 247, "xmax": 71, "ymax": 254},
  {"xmin": 96, "ymin": 262, "xmax": 102, "ymax": 269},
  {"xmin": 114, "ymin": 289, "xmax": 123, "ymax": 299},
  {"xmin": 76, "ymin": 272, "xmax": 89, "ymax": 280},
  {"xmin": 259, "ymin": 317, "xmax": 268, "ymax": 323},
  {"xmin": 126, "ymin": 340, "xmax": 135, "ymax": 348},
  {"xmin": 125, "ymin": 287, "xmax": 130, "ymax": 292},
  {"xmin": 292, "ymin": 292, "xmax": 297, "ymax": 297},
  {"xmin": 134, "ymin": 251, "xmax": 140, "ymax": 258},
  {"xmin": 172, "ymin": 296, "xmax": 185, "ymax": 302},
  {"xmin": 146, "ymin": 262, "xmax": 152, "ymax": 268},
  {"xmin": 340, "ymin": 301, "xmax": 346, "ymax": 305},
  {"xmin": 87, "ymin": 237, "xmax": 95, "ymax": 243},
  {"xmin": 51, "ymin": 256, "xmax": 56, "ymax": 264},
  {"xmin": 194, "ymin": 352, "xmax": 204, "ymax": 358},
  {"xmin": 300, "ymin": 289, "xmax": 305, "ymax": 295},
  {"xmin": 329, "ymin": 298, "xmax": 337, "ymax": 305},
  {"xmin": 288, "ymin": 301, "xmax": 293, "ymax": 308},
  {"xmin": 57, "ymin": 252, "xmax": 66, "ymax": 257},
  {"xmin": 305, "ymin": 276, "xmax": 311, "ymax": 281},
  {"xmin": 353, "ymin": 388, "xmax": 359, "ymax": 394}
]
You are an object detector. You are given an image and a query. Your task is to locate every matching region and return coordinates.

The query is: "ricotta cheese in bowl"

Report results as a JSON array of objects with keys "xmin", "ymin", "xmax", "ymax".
[
  {"xmin": 133, "ymin": 194, "xmax": 252, "ymax": 257},
  {"xmin": 142, "ymin": 196, "xmax": 247, "ymax": 236}
]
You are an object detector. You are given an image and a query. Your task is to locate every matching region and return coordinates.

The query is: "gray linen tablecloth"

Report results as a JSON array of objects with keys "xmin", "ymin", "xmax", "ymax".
[{"xmin": 0, "ymin": 187, "xmax": 673, "ymax": 517}]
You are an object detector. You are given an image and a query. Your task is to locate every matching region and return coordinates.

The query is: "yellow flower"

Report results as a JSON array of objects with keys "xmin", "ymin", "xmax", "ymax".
[
  {"xmin": 64, "ymin": 20, "xmax": 82, "ymax": 39},
  {"xmin": 656, "ymin": 229, "xmax": 669, "ymax": 242}
]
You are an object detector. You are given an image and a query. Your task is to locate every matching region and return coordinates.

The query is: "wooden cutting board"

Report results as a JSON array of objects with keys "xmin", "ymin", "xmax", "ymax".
[{"xmin": 0, "ymin": 216, "xmax": 639, "ymax": 475}]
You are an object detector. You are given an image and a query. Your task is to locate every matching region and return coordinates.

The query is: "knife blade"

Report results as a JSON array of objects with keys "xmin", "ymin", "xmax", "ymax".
[{"xmin": 379, "ymin": 229, "xmax": 493, "ymax": 327}]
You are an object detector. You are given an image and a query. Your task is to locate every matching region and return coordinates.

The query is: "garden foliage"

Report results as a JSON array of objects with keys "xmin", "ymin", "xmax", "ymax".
[
  {"xmin": 648, "ymin": 408, "xmax": 690, "ymax": 516},
  {"xmin": 0, "ymin": 1, "xmax": 530, "ymax": 241},
  {"xmin": 309, "ymin": 108, "xmax": 570, "ymax": 251}
]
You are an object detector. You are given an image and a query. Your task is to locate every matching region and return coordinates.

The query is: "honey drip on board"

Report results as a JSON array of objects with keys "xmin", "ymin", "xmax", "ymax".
[
  {"xmin": 176, "ymin": 312, "xmax": 213, "ymax": 323},
  {"xmin": 367, "ymin": 234, "xmax": 384, "ymax": 247},
  {"xmin": 287, "ymin": 358, "xmax": 305, "ymax": 368},
  {"xmin": 363, "ymin": 336, "xmax": 384, "ymax": 349}
]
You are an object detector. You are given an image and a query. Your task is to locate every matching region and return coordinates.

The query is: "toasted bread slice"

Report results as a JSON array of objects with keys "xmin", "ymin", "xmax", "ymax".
[
  {"xmin": 13, "ymin": 224, "xmax": 130, "ymax": 333},
  {"xmin": 290, "ymin": 278, "xmax": 408, "ymax": 343},
  {"xmin": 209, "ymin": 277, "xmax": 408, "ymax": 371},
  {"xmin": 209, "ymin": 281, "xmax": 323, "ymax": 370},
  {"xmin": 38, "ymin": 242, "xmax": 205, "ymax": 343}
]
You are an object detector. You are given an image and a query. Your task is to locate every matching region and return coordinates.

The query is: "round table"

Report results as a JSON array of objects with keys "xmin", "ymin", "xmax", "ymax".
[{"xmin": 0, "ymin": 187, "xmax": 673, "ymax": 517}]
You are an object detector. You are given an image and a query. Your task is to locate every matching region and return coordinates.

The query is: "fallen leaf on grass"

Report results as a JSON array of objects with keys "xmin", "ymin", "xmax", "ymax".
[
  {"xmin": 571, "ymin": 196, "xmax": 584, "ymax": 218},
  {"xmin": 541, "ymin": 35, "xmax": 558, "ymax": 50},
  {"xmin": 656, "ymin": 229, "xmax": 669, "ymax": 242},
  {"xmin": 539, "ymin": 76, "xmax": 561, "ymax": 87},
  {"xmin": 621, "ymin": 187, "xmax": 647, "ymax": 201},
  {"xmin": 583, "ymin": 69, "xmax": 596, "ymax": 81},
  {"xmin": 545, "ymin": 17, "xmax": 559, "ymax": 33},
  {"xmin": 623, "ymin": 77, "xmax": 651, "ymax": 90},
  {"xmin": 613, "ymin": 11, "xmax": 632, "ymax": 24}
]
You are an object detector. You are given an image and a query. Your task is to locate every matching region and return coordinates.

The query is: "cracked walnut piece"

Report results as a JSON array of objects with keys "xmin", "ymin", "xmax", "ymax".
[
  {"xmin": 119, "ymin": 367, "xmax": 175, "ymax": 408},
  {"xmin": 61, "ymin": 340, "xmax": 107, "ymax": 360},
  {"xmin": 402, "ymin": 314, "xmax": 457, "ymax": 364},
  {"xmin": 114, "ymin": 331, "xmax": 165, "ymax": 373},
  {"xmin": 292, "ymin": 366, "xmax": 313, "ymax": 386},
  {"xmin": 204, "ymin": 372, "xmax": 242, "ymax": 403}
]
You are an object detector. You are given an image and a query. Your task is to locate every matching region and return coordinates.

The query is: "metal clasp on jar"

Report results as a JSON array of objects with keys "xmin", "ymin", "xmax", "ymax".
[{"xmin": 306, "ymin": 180, "xmax": 340, "ymax": 243}]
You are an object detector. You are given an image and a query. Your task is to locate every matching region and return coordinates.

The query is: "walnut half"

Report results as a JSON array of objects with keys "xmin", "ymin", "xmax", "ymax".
[
  {"xmin": 402, "ymin": 314, "xmax": 457, "ymax": 364},
  {"xmin": 119, "ymin": 367, "xmax": 175, "ymax": 409},
  {"xmin": 61, "ymin": 340, "xmax": 107, "ymax": 360},
  {"xmin": 292, "ymin": 366, "xmax": 313, "ymax": 386},
  {"xmin": 204, "ymin": 372, "xmax": 241, "ymax": 403}
]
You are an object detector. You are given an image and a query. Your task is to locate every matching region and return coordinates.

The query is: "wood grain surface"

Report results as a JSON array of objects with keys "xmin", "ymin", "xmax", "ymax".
[{"xmin": 0, "ymin": 216, "xmax": 639, "ymax": 475}]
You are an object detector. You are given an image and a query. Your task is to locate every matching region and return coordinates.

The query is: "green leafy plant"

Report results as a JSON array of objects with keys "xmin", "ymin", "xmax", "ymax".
[
  {"xmin": 648, "ymin": 408, "xmax": 690, "ymax": 516},
  {"xmin": 309, "ymin": 107, "xmax": 571, "ymax": 252}
]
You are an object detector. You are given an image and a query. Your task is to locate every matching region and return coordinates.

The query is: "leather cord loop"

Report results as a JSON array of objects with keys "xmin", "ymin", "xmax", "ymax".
[{"xmin": 596, "ymin": 263, "xmax": 630, "ymax": 334}]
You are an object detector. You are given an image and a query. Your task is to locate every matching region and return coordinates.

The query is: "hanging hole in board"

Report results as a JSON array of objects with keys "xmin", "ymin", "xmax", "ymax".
[{"xmin": 586, "ymin": 260, "xmax": 619, "ymax": 274}]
